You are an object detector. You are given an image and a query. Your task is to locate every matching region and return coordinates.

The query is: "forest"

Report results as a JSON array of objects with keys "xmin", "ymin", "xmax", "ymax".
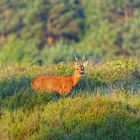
[{"xmin": 0, "ymin": 0, "xmax": 140, "ymax": 64}]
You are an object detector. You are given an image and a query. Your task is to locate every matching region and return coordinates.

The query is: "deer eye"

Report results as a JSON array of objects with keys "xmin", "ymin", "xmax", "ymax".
[{"xmin": 77, "ymin": 68, "xmax": 80, "ymax": 70}]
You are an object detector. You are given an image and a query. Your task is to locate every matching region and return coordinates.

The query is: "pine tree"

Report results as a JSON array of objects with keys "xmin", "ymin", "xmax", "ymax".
[
  {"xmin": 40, "ymin": 0, "xmax": 85, "ymax": 46},
  {"xmin": 0, "ymin": 0, "xmax": 85, "ymax": 47},
  {"xmin": 0, "ymin": 0, "xmax": 26, "ymax": 36}
]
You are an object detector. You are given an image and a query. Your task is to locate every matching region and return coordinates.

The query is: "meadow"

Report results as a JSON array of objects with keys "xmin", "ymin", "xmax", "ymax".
[{"xmin": 0, "ymin": 59, "xmax": 140, "ymax": 140}]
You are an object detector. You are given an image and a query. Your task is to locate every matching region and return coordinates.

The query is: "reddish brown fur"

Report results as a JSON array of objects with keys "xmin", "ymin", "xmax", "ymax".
[{"xmin": 32, "ymin": 61, "xmax": 88, "ymax": 97}]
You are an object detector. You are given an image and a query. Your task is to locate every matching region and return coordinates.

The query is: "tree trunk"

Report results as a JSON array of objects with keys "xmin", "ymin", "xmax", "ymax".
[
  {"xmin": 47, "ymin": 36, "xmax": 53, "ymax": 46},
  {"xmin": 47, "ymin": 16, "xmax": 53, "ymax": 46},
  {"xmin": 124, "ymin": 9, "xmax": 129, "ymax": 21}
]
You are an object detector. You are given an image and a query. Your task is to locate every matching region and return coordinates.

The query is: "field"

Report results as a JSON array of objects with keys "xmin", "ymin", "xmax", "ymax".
[{"xmin": 0, "ymin": 59, "xmax": 140, "ymax": 140}]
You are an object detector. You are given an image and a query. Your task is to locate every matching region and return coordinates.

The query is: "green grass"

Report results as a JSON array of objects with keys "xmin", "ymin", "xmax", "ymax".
[
  {"xmin": 0, "ymin": 60, "xmax": 140, "ymax": 140},
  {"xmin": 1, "ymin": 95, "xmax": 140, "ymax": 140}
]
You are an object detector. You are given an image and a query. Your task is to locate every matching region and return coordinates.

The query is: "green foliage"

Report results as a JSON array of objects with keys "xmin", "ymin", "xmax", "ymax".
[
  {"xmin": 46, "ymin": 0, "xmax": 85, "ymax": 40},
  {"xmin": 0, "ymin": 0, "xmax": 84, "ymax": 49},
  {"xmin": 77, "ymin": 20, "xmax": 115, "ymax": 60},
  {"xmin": 41, "ymin": 43, "xmax": 79, "ymax": 64},
  {"xmin": 81, "ymin": 0, "xmax": 140, "ymax": 59},
  {"xmin": 1, "ymin": 0, "xmax": 140, "ymax": 65},
  {"xmin": 92, "ymin": 60, "xmax": 136, "ymax": 83},
  {"xmin": 0, "ymin": 34, "xmax": 46, "ymax": 65},
  {"xmin": 0, "ymin": 35, "xmax": 30, "ymax": 64},
  {"xmin": 0, "ymin": 0, "xmax": 27, "ymax": 35},
  {"xmin": 114, "ymin": 10, "xmax": 140, "ymax": 56}
]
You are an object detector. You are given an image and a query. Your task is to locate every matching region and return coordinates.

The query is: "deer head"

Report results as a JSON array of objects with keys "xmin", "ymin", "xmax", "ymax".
[{"xmin": 74, "ymin": 54, "xmax": 88, "ymax": 77}]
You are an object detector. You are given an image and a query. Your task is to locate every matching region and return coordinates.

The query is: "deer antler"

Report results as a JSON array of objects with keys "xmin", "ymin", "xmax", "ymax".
[
  {"xmin": 82, "ymin": 54, "xmax": 85, "ymax": 60},
  {"xmin": 82, "ymin": 54, "xmax": 85, "ymax": 61},
  {"xmin": 75, "ymin": 54, "xmax": 78, "ymax": 62}
]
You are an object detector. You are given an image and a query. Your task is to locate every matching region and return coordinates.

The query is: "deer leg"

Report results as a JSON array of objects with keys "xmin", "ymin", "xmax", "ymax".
[
  {"xmin": 33, "ymin": 87, "xmax": 43, "ymax": 97},
  {"xmin": 58, "ymin": 91, "xmax": 65, "ymax": 98},
  {"xmin": 59, "ymin": 91, "xmax": 70, "ymax": 98}
]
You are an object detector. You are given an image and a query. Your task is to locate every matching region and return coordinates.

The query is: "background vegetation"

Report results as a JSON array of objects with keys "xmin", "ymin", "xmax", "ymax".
[
  {"xmin": 1, "ymin": 0, "xmax": 140, "ymax": 140},
  {"xmin": 1, "ymin": 0, "xmax": 140, "ymax": 64}
]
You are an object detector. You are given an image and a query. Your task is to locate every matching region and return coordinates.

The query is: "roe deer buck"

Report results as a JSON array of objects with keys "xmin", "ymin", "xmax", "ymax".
[{"xmin": 32, "ymin": 56, "xmax": 88, "ymax": 97}]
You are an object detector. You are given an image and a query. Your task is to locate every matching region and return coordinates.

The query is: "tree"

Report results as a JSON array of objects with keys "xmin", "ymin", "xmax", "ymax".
[
  {"xmin": 38, "ymin": 0, "xmax": 85, "ymax": 46},
  {"xmin": 0, "ymin": 0, "xmax": 85, "ymax": 47},
  {"xmin": 0, "ymin": 0, "xmax": 26, "ymax": 37}
]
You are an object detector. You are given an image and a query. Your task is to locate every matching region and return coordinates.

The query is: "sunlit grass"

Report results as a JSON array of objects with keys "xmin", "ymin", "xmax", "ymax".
[{"xmin": 0, "ymin": 60, "xmax": 140, "ymax": 139}]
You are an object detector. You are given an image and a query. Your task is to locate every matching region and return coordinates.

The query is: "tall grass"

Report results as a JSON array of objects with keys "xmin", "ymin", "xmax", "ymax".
[
  {"xmin": 0, "ymin": 60, "xmax": 140, "ymax": 139},
  {"xmin": 1, "ymin": 95, "xmax": 140, "ymax": 140}
]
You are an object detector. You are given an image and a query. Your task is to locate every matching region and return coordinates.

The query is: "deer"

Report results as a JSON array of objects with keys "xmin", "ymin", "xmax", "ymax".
[{"xmin": 31, "ymin": 55, "xmax": 88, "ymax": 97}]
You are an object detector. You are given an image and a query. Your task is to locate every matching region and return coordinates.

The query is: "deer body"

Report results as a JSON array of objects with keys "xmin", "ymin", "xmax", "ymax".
[{"xmin": 32, "ymin": 60, "xmax": 88, "ymax": 97}]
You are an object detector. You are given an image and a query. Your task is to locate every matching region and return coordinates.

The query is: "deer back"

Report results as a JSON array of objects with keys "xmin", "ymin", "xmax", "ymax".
[{"xmin": 32, "ymin": 59, "xmax": 88, "ymax": 97}]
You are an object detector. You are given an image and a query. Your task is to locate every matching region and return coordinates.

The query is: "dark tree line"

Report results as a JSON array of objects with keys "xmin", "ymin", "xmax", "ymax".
[
  {"xmin": 0, "ymin": 0, "xmax": 84, "ymax": 48},
  {"xmin": 1, "ymin": 0, "xmax": 140, "ymax": 64}
]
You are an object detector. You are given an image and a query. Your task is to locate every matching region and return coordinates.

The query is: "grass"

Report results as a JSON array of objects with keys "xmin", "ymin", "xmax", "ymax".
[
  {"xmin": 1, "ymin": 95, "xmax": 140, "ymax": 140},
  {"xmin": 0, "ymin": 59, "xmax": 140, "ymax": 140}
]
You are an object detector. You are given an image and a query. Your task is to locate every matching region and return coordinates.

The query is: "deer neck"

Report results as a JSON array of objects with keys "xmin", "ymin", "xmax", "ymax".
[{"xmin": 71, "ymin": 71, "xmax": 81, "ymax": 86}]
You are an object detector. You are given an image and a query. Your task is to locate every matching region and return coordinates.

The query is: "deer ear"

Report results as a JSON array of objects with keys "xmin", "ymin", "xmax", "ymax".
[{"xmin": 83, "ymin": 61, "xmax": 88, "ymax": 67}]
